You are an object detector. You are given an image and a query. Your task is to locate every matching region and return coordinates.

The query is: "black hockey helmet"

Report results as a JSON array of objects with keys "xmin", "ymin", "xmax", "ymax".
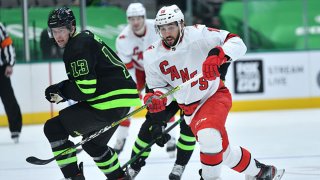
[{"xmin": 48, "ymin": 7, "xmax": 76, "ymax": 29}]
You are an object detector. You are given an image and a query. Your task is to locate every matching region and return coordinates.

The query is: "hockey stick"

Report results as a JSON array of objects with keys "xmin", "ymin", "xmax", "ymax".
[
  {"xmin": 26, "ymin": 73, "xmax": 203, "ymax": 165},
  {"xmin": 121, "ymin": 118, "xmax": 182, "ymax": 170}
]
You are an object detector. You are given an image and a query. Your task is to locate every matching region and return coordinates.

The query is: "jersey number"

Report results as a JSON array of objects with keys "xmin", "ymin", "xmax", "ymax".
[
  {"xmin": 70, "ymin": 59, "xmax": 89, "ymax": 77},
  {"xmin": 102, "ymin": 46, "xmax": 130, "ymax": 78}
]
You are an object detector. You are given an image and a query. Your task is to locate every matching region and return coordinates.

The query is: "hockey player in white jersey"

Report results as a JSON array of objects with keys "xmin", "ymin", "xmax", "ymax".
[
  {"xmin": 114, "ymin": 2, "xmax": 178, "ymax": 156},
  {"xmin": 116, "ymin": 3, "xmax": 198, "ymax": 180},
  {"xmin": 143, "ymin": 4, "xmax": 285, "ymax": 180}
]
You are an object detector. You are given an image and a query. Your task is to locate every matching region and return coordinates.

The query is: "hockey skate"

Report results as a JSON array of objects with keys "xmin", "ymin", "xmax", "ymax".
[
  {"xmin": 64, "ymin": 162, "xmax": 85, "ymax": 180},
  {"xmin": 245, "ymin": 160, "xmax": 285, "ymax": 180},
  {"xmin": 11, "ymin": 132, "xmax": 20, "ymax": 144},
  {"xmin": 125, "ymin": 166, "xmax": 140, "ymax": 180},
  {"xmin": 169, "ymin": 163, "xmax": 185, "ymax": 180},
  {"xmin": 114, "ymin": 138, "xmax": 126, "ymax": 154},
  {"xmin": 166, "ymin": 137, "xmax": 176, "ymax": 158}
]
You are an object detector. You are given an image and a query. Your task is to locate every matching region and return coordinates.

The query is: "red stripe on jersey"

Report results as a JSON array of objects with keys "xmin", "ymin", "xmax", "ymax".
[
  {"xmin": 200, "ymin": 151, "xmax": 223, "ymax": 166},
  {"xmin": 232, "ymin": 147, "xmax": 251, "ymax": 172},
  {"xmin": 224, "ymin": 33, "xmax": 239, "ymax": 43},
  {"xmin": 119, "ymin": 119, "xmax": 131, "ymax": 127},
  {"xmin": 133, "ymin": 60, "xmax": 144, "ymax": 70},
  {"xmin": 125, "ymin": 61, "xmax": 134, "ymax": 69}
]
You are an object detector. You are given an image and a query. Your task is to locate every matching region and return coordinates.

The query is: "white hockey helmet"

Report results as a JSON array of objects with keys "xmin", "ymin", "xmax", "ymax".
[
  {"xmin": 155, "ymin": 4, "xmax": 184, "ymax": 26},
  {"xmin": 126, "ymin": 3, "xmax": 146, "ymax": 18}
]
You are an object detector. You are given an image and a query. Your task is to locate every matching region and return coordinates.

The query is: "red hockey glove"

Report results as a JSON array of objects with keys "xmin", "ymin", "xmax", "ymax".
[
  {"xmin": 143, "ymin": 91, "xmax": 167, "ymax": 113},
  {"xmin": 202, "ymin": 46, "xmax": 227, "ymax": 81}
]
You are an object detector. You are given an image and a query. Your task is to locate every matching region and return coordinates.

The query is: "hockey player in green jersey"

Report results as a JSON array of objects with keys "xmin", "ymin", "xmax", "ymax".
[{"xmin": 43, "ymin": 7, "xmax": 141, "ymax": 180}]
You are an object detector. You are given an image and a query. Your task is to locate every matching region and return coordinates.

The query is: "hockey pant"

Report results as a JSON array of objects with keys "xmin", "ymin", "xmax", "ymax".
[
  {"xmin": 43, "ymin": 102, "xmax": 130, "ymax": 179},
  {"xmin": 130, "ymin": 102, "xmax": 196, "ymax": 171},
  {"xmin": 189, "ymin": 84, "xmax": 261, "ymax": 179}
]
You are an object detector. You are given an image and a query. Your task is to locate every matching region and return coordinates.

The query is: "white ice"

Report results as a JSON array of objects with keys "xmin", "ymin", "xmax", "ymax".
[{"xmin": 1, "ymin": 108, "xmax": 320, "ymax": 180}]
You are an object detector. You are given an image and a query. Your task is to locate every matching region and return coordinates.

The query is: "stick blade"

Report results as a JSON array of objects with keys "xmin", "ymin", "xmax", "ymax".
[{"xmin": 26, "ymin": 156, "xmax": 52, "ymax": 165}]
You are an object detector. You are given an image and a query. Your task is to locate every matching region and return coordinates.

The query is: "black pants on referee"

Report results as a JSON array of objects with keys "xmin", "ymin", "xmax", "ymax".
[{"xmin": 0, "ymin": 66, "xmax": 22, "ymax": 133}]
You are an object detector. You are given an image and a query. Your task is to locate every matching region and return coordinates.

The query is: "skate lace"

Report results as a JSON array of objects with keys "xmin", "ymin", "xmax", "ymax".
[
  {"xmin": 127, "ymin": 167, "xmax": 140, "ymax": 178},
  {"xmin": 171, "ymin": 164, "xmax": 185, "ymax": 176}
]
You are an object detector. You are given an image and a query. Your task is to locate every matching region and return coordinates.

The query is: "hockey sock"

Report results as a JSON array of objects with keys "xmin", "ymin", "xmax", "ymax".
[
  {"xmin": 131, "ymin": 136, "xmax": 149, "ymax": 170},
  {"xmin": 223, "ymin": 145, "xmax": 260, "ymax": 176},
  {"xmin": 175, "ymin": 132, "xmax": 196, "ymax": 165},
  {"xmin": 51, "ymin": 140, "xmax": 79, "ymax": 178},
  {"xmin": 93, "ymin": 148, "xmax": 124, "ymax": 179}
]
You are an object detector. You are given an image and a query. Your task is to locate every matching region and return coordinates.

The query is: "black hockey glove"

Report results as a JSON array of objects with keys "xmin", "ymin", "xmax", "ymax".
[
  {"xmin": 151, "ymin": 123, "xmax": 171, "ymax": 147},
  {"xmin": 45, "ymin": 81, "xmax": 67, "ymax": 104}
]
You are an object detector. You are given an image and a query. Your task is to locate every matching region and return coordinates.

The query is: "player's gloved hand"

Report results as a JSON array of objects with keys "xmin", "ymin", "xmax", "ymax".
[
  {"xmin": 45, "ymin": 81, "xmax": 67, "ymax": 104},
  {"xmin": 143, "ymin": 91, "xmax": 167, "ymax": 113},
  {"xmin": 151, "ymin": 123, "xmax": 171, "ymax": 147},
  {"xmin": 202, "ymin": 46, "xmax": 227, "ymax": 81}
]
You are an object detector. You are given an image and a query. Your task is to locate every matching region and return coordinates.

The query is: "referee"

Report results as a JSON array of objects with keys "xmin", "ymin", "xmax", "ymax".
[{"xmin": 0, "ymin": 22, "xmax": 22, "ymax": 143}]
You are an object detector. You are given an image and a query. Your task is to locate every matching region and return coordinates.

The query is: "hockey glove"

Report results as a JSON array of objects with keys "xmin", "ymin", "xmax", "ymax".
[
  {"xmin": 151, "ymin": 123, "xmax": 171, "ymax": 147},
  {"xmin": 202, "ymin": 46, "xmax": 227, "ymax": 81},
  {"xmin": 143, "ymin": 91, "xmax": 167, "ymax": 113},
  {"xmin": 45, "ymin": 81, "xmax": 67, "ymax": 104}
]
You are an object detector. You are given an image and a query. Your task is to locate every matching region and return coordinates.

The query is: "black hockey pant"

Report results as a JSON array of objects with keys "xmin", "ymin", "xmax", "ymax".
[{"xmin": 0, "ymin": 66, "xmax": 22, "ymax": 133}]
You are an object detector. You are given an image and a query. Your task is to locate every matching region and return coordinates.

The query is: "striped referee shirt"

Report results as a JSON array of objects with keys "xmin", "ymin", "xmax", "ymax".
[{"xmin": 0, "ymin": 22, "xmax": 15, "ymax": 67}]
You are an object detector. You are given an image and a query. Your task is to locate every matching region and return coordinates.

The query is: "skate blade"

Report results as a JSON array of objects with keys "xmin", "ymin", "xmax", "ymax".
[{"xmin": 273, "ymin": 169, "xmax": 285, "ymax": 180}]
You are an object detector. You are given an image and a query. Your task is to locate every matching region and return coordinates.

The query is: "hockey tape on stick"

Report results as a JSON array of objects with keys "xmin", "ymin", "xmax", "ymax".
[
  {"xmin": 26, "ymin": 73, "xmax": 203, "ymax": 165},
  {"xmin": 121, "ymin": 118, "xmax": 182, "ymax": 170}
]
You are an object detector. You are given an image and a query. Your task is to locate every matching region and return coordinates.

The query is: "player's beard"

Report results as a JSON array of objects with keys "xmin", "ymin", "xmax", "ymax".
[{"xmin": 164, "ymin": 33, "xmax": 180, "ymax": 47}]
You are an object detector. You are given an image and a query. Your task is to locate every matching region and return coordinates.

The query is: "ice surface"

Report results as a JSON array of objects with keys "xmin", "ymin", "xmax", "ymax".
[{"xmin": 1, "ymin": 109, "xmax": 320, "ymax": 180}]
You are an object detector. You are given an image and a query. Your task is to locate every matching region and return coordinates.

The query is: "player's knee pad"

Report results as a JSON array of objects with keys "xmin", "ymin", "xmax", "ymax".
[
  {"xmin": 82, "ymin": 140, "xmax": 110, "ymax": 157},
  {"xmin": 198, "ymin": 128, "xmax": 223, "ymax": 179},
  {"xmin": 43, "ymin": 116, "xmax": 68, "ymax": 141},
  {"xmin": 197, "ymin": 128, "xmax": 223, "ymax": 154}
]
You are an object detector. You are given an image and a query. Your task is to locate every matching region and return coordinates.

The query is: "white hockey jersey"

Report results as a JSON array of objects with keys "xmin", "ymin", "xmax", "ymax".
[
  {"xmin": 144, "ymin": 25, "xmax": 247, "ymax": 124},
  {"xmin": 116, "ymin": 19, "xmax": 159, "ymax": 73}
]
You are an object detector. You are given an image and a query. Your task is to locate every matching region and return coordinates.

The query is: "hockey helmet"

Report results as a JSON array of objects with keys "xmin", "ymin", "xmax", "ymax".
[
  {"xmin": 126, "ymin": 3, "xmax": 146, "ymax": 18},
  {"xmin": 155, "ymin": 5, "xmax": 184, "ymax": 26},
  {"xmin": 48, "ymin": 7, "xmax": 76, "ymax": 29}
]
